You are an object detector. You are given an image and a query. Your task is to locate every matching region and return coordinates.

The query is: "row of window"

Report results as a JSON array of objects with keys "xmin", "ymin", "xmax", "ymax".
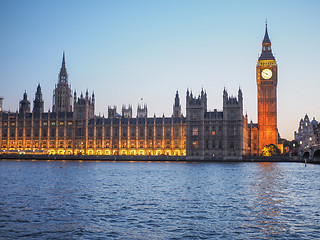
[
  {"xmin": 2, "ymin": 127, "xmax": 186, "ymax": 138},
  {"xmin": 1, "ymin": 121, "xmax": 73, "ymax": 127},
  {"xmin": 2, "ymin": 139, "xmax": 186, "ymax": 149},
  {"xmin": 191, "ymin": 140, "xmax": 237, "ymax": 149}
]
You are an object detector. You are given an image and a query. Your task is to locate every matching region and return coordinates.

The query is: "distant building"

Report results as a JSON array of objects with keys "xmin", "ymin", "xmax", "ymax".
[{"xmin": 295, "ymin": 114, "xmax": 319, "ymax": 150}]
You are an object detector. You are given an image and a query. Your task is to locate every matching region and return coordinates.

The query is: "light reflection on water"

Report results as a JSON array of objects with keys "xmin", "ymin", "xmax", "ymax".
[{"xmin": 0, "ymin": 160, "xmax": 320, "ymax": 239}]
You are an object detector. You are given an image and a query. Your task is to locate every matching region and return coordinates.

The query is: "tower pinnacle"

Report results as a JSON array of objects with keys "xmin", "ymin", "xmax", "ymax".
[
  {"xmin": 259, "ymin": 23, "xmax": 275, "ymax": 60},
  {"xmin": 62, "ymin": 51, "xmax": 66, "ymax": 68},
  {"xmin": 59, "ymin": 52, "xmax": 68, "ymax": 83},
  {"xmin": 53, "ymin": 52, "xmax": 72, "ymax": 112},
  {"xmin": 33, "ymin": 83, "xmax": 44, "ymax": 113},
  {"xmin": 173, "ymin": 90, "xmax": 181, "ymax": 117},
  {"xmin": 262, "ymin": 22, "xmax": 271, "ymax": 44}
]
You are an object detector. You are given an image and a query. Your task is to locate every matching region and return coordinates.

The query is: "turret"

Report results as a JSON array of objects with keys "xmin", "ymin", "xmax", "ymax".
[
  {"xmin": 108, "ymin": 106, "xmax": 117, "ymax": 118},
  {"xmin": 74, "ymin": 90, "xmax": 77, "ymax": 104},
  {"xmin": 122, "ymin": 104, "xmax": 132, "ymax": 118},
  {"xmin": 59, "ymin": 52, "xmax": 68, "ymax": 83},
  {"xmin": 33, "ymin": 84, "xmax": 44, "ymax": 113},
  {"xmin": 19, "ymin": 91, "xmax": 30, "ymax": 113},
  {"xmin": 173, "ymin": 91, "xmax": 182, "ymax": 117},
  {"xmin": 53, "ymin": 52, "xmax": 72, "ymax": 112},
  {"xmin": 238, "ymin": 87, "xmax": 243, "ymax": 105},
  {"xmin": 74, "ymin": 89, "xmax": 95, "ymax": 119},
  {"xmin": 0, "ymin": 97, "xmax": 3, "ymax": 112},
  {"xmin": 137, "ymin": 104, "xmax": 147, "ymax": 118},
  {"xmin": 223, "ymin": 88, "xmax": 228, "ymax": 104}
]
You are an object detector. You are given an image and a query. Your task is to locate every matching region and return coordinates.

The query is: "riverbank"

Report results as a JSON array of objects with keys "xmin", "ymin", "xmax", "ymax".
[{"xmin": 0, "ymin": 153, "xmax": 311, "ymax": 163}]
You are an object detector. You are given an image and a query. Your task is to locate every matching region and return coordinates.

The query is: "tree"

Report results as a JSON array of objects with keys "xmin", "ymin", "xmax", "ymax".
[{"xmin": 261, "ymin": 144, "xmax": 281, "ymax": 156}]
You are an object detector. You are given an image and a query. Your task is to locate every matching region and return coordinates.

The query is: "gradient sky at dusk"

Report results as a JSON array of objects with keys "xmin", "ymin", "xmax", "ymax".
[{"xmin": 1, "ymin": 0, "xmax": 319, "ymax": 140}]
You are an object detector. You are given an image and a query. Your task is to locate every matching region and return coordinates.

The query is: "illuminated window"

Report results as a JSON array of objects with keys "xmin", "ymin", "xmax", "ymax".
[
  {"xmin": 212, "ymin": 131, "xmax": 215, "ymax": 135},
  {"xmin": 192, "ymin": 141, "xmax": 198, "ymax": 149},
  {"xmin": 192, "ymin": 127, "xmax": 198, "ymax": 136},
  {"xmin": 68, "ymin": 122, "xmax": 72, "ymax": 125}
]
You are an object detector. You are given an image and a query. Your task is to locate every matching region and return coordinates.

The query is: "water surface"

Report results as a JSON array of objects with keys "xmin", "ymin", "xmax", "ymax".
[{"xmin": 0, "ymin": 160, "xmax": 319, "ymax": 239}]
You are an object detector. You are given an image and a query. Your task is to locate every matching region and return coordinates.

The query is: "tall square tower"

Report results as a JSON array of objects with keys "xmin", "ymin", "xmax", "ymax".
[{"xmin": 256, "ymin": 24, "xmax": 279, "ymax": 152}]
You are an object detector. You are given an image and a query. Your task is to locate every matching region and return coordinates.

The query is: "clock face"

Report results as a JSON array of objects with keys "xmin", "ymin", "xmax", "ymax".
[{"xmin": 261, "ymin": 69, "xmax": 272, "ymax": 79}]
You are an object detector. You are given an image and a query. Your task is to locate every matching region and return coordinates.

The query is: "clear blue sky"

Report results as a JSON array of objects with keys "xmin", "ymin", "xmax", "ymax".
[{"xmin": 1, "ymin": 0, "xmax": 319, "ymax": 140}]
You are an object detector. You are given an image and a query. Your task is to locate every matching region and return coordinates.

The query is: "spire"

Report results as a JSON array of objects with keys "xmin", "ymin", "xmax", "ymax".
[
  {"xmin": 35, "ymin": 83, "xmax": 42, "ymax": 97},
  {"xmin": 23, "ymin": 91, "xmax": 28, "ymax": 100},
  {"xmin": 20, "ymin": 91, "xmax": 30, "ymax": 113},
  {"xmin": 174, "ymin": 90, "xmax": 180, "ymax": 106},
  {"xmin": 74, "ymin": 90, "xmax": 77, "ymax": 103},
  {"xmin": 262, "ymin": 22, "xmax": 271, "ymax": 44},
  {"xmin": 62, "ymin": 51, "xmax": 66, "ymax": 69},
  {"xmin": 33, "ymin": 84, "xmax": 44, "ymax": 113},
  {"xmin": 59, "ymin": 52, "xmax": 68, "ymax": 83},
  {"xmin": 258, "ymin": 22, "xmax": 275, "ymax": 61}
]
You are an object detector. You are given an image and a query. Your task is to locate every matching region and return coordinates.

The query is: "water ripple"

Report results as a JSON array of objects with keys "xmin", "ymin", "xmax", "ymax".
[{"xmin": 1, "ymin": 161, "xmax": 320, "ymax": 239}]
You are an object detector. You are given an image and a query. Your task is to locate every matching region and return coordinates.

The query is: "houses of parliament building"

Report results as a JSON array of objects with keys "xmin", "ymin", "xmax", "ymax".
[{"xmin": 0, "ymin": 24, "xmax": 281, "ymax": 160}]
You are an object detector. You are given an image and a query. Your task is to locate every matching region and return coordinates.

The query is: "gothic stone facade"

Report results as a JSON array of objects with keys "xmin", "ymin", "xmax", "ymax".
[
  {"xmin": 0, "ymin": 94, "xmax": 186, "ymax": 156},
  {"xmin": 1, "ymin": 24, "xmax": 281, "ymax": 159},
  {"xmin": 0, "ymin": 86, "xmax": 245, "ymax": 159},
  {"xmin": 295, "ymin": 114, "xmax": 319, "ymax": 150},
  {"xmin": 186, "ymin": 89, "xmax": 246, "ymax": 160},
  {"xmin": 0, "ymin": 54, "xmax": 245, "ymax": 159}
]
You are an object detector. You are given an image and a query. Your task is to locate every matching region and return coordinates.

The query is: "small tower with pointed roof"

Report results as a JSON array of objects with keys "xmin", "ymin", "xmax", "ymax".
[
  {"xmin": 173, "ymin": 91, "xmax": 182, "ymax": 117},
  {"xmin": 52, "ymin": 52, "xmax": 72, "ymax": 112},
  {"xmin": 33, "ymin": 84, "xmax": 44, "ymax": 113},
  {"xmin": 19, "ymin": 91, "xmax": 30, "ymax": 113}
]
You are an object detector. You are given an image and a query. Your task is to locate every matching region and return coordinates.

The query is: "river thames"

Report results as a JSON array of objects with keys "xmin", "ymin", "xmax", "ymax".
[{"xmin": 0, "ymin": 160, "xmax": 319, "ymax": 239}]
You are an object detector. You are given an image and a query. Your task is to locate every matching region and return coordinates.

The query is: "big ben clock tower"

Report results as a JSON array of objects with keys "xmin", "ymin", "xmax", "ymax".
[{"xmin": 257, "ymin": 23, "xmax": 279, "ymax": 152}]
